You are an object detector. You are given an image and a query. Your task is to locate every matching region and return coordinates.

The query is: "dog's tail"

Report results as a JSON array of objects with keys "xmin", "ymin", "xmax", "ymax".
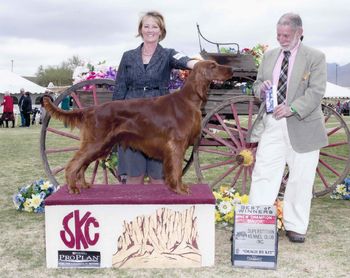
[{"xmin": 43, "ymin": 96, "xmax": 84, "ymax": 128}]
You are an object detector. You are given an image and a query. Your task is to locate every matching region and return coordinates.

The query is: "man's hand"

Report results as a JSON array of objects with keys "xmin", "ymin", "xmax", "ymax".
[
  {"xmin": 259, "ymin": 80, "xmax": 273, "ymax": 100},
  {"xmin": 273, "ymin": 104, "xmax": 294, "ymax": 119}
]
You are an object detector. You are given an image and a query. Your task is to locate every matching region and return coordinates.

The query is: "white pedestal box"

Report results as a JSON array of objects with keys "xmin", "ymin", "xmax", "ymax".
[{"xmin": 45, "ymin": 184, "xmax": 215, "ymax": 268}]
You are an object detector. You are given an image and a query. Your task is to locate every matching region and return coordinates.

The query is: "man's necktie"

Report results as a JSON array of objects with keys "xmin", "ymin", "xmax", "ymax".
[{"xmin": 277, "ymin": 50, "xmax": 291, "ymax": 104}]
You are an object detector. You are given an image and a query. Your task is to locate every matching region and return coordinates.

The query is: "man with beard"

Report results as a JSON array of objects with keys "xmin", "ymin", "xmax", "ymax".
[{"xmin": 248, "ymin": 13, "xmax": 327, "ymax": 243}]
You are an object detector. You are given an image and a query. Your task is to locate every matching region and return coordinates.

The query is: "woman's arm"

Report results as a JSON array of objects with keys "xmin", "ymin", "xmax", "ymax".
[
  {"xmin": 112, "ymin": 53, "xmax": 128, "ymax": 101},
  {"xmin": 186, "ymin": 59, "xmax": 200, "ymax": 69}
]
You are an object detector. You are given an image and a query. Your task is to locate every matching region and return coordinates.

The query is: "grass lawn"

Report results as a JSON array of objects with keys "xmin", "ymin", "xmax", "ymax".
[{"xmin": 0, "ymin": 123, "xmax": 349, "ymax": 278}]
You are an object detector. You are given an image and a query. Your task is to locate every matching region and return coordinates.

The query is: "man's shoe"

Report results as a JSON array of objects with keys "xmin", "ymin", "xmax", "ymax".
[{"xmin": 286, "ymin": 230, "xmax": 305, "ymax": 243}]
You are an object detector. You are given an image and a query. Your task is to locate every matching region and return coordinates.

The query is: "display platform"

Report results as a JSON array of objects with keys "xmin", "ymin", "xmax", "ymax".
[{"xmin": 45, "ymin": 184, "xmax": 215, "ymax": 268}]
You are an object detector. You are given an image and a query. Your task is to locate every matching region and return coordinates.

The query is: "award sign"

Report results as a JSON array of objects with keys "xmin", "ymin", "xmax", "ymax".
[{"xmin": 232, "ymin": 204, "xmax": 278, "ymax": 269}]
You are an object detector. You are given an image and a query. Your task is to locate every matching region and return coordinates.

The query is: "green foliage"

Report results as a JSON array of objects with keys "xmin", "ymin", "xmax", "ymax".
[{"xmin": 35, "ymin": 55, "xmax": 84, "ymax": 87}]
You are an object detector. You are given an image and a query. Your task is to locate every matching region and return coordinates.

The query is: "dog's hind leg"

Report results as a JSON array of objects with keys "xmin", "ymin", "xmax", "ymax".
[
  {"xmin": 71, "ymin": 141, "xmax": 114, "ymax": 189},
  {"xmin": 64, "ymin": 146, "xmax": 98, "ymax": 193}
]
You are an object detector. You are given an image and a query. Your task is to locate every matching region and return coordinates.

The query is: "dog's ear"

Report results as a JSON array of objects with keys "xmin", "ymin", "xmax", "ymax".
[{"xmin": 193, "ymin": 61, "xmax": 213, "ymax": 101}]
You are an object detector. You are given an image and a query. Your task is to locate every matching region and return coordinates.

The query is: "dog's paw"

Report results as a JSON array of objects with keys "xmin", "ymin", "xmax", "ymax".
[
  {"xmin": 174, "ymin": 184, "xmax": 190, "ymax": 195},
  {"xmin": 68, "ymin": 185, "xmax": 81, "ymax": 194},
  {"xmin": 81, "ymin": 181, "xmax": 91, "ymax": 189}
]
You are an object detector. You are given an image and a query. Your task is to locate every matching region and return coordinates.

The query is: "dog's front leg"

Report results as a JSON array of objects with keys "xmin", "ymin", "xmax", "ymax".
[
  {"xmin": 65, "ymin": 158, "xmax": 81, "ymax": 194},
  {"xmin": 163, "ymin": 144, "xmax": 189, "ymax": 194},
  {"xmin": 77, "ymin": 164, "xmax": 91, "ymax": 189}
]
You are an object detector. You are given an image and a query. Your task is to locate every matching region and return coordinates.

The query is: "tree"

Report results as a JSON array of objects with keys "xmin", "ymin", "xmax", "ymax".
[{"xmin": 35, "ymin": 56, "xmax": 84, "ymax": 87}]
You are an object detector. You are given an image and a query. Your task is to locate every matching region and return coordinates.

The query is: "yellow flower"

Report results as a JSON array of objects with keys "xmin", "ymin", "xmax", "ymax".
[
  {"xmin": 223, "ymin": 196, "xmax": 231, "ymax": 202},
  {"xmin": 234, "ymin": 192, "xmax": 240, "ymax": 198},
  {"xmin": 213, "ymin": 191, "xmax": 221, "ymax": 199},
  {"xmin": 30, "ymin": 194, "xmax": 42, "ymax": 209},
  {"xmin": 215, "ymin": 211, "xmax": 222, "ymax": 222},
  {"xmin": 23, "ymin": 199, "xmax": 33, "ymax": 212},
  {"xmin": 220, "ymin": 186, "xmax": 229, "ymax": 193},
  {"xmin": 223, "ymin": 211, "xmax": 234, "ymax": 224},
  {"xmin": 241, "ymin": 194, "xmax": 249, "ymax": 204}
]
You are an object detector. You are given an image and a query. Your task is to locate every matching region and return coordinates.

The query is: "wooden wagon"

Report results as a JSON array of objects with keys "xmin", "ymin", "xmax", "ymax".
[{"xmin": 40, "ymin": 26, "xmax": 350, "ymax": 197}]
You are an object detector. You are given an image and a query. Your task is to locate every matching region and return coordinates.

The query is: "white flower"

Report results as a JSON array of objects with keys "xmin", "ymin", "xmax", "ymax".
[
  {"xmin": 40, "ymin": 181, "xmax": 52, "ymax": 190},
  {"xmin": 29, "ymin": 194, "xmax": 43, "ymax": 209},
  {"xmin": 218, "ymin": 201, "xmax": 233, "ymax": 214},
  {"xmin": 231, "ymin": 197, "xmax": 241, "ymax": 205},
  {"xmin": 72, "ymin": 65, "xmax": 90, "ymax": 84},
  {"xmin": 335, "ymin": 184, "xmax": 346, "ymax": 194},
  {"xmin": 226, "ymin": 187, "xmax": 236, "ymax": 197}
]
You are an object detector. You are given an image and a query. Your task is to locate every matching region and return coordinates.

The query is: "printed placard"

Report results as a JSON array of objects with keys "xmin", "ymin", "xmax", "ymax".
[
  {"xmin": 58, "ymin": 250, "xmax": 101, "ymax": 268},
  {"xmin": 265, "ymin": 85, "xmax": 277, "ymax": 113},
  {"xmin": 232, "ymin": 204, "xmax": 278, "ymax": 269}
]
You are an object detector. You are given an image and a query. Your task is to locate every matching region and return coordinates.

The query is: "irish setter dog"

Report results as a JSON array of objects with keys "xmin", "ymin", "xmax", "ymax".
[{"xmin": 44, "ymin": 61, "xmax": 233, "ymax": 194}]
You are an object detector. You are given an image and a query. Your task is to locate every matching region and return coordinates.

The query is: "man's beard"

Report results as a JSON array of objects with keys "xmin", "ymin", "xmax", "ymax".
[{"xmin": 281, "ymin": 34, "xmax": 300, "ymax": 51}]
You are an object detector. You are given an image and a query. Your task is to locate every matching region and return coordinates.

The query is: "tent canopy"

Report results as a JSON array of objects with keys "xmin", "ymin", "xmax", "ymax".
[
  {"xmin": 0, "ymin": 69, "xmax": 46, "ymax": 94},
  {"xmin": 324, "ymin": 82, "xmax": 350, "ymax": 98}
]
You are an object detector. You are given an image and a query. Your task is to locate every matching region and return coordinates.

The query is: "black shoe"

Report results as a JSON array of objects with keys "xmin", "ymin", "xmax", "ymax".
[{"xmin": 286, "ymin": 230, "xmax": 306, "ymax": 243}]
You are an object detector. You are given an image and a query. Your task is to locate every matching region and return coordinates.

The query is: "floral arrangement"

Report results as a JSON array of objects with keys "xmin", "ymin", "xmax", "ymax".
[
  {"xmin": 168, "ymin": 69, "xmax": 190, "ymax": 91},
  {"xmin": 72, "ymin": 60, "xmax": 117, "ymax": 85},
  {"xmin": 275, "ymin": 199, "xmax": 285, "ymax": 231},
  {"xmin": 242, "ymin": 43, "xmax": 269, "ymax": 68},
  {"xmin": 213, "ymin": 185, "xmax": 284, "ymax": 230},
  {"xmin": 330, "ymin": 178, "xmax": 350, "ymax": 200},
  {"xmin": 213, "ymin": 186, "xmax": 249, "ymax": 226},
  {"xmin": 101, "ymin": 152, "xmax": 118, "ymax": 178},
  {"xmin": 13, "ymin": 179, "xmax": 57, "ymax": 213},
  {"xmin": 234, "ymin": 82, "xmax": 253, "ymax": 95},
  {"xmin": 219, "ymin": 47, "xmax": 237, "ymax": 54}
]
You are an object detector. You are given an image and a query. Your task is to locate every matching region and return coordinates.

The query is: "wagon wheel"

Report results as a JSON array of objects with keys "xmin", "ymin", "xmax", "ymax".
[
  {"xmin": 306, "ymin": 104, "xmax": 350, "ymax": 197},
  {"xmin": 193, "ymin": 98, "xmax": 350, "ymax": 197},
  {"xmin": 193, "ymin": 95, "xmax": 261, "ymax": 194},
  {"xmin": 40, "ymin": 78, "xmax": 119, "ymax": 187},
  {"xmin": 278, "ymin": 105, "xmax": 350, "ymax": 197}
]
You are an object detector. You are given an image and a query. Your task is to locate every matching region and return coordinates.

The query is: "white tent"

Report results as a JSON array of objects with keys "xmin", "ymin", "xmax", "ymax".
[
  {"xmin": 0, "ymin": 69, "xmax": 46, "ymax": 94},
  {"xmin": 324, "ymin": 82, "xmax": 350, "ymax": 98}
]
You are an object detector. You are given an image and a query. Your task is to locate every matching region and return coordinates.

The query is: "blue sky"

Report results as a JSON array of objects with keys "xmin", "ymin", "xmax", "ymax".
[{"xmin": 1, "ymin": 0, "xmax": 349, "ymax": 76}]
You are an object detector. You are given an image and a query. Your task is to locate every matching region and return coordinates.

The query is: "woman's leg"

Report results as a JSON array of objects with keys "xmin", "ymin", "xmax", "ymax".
[
  {"xmin": 125, "ymin": 148, "xmax": 147, "ymax": 184},
  {"xmin": 147, "ymin": 158, "xmax": 165, "ymax": 184}
]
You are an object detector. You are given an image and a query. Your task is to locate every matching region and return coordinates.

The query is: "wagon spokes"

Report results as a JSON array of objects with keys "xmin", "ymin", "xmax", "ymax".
[
  {"xmin": 283, "ymin": 105, "xmax": 350, "ymax": 197},
  {"xmin": 193, "ymin": 96, "xmax": 260, "ymax": 194},
  {"xmin": 40, "ymin": 79, "xmax": 121, "ymax": 188}
]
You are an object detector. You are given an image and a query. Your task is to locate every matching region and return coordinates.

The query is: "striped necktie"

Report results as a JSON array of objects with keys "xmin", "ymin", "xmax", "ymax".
[{"xmin": 277, "ymin": 51, "xmax": 291, "ymax": 104}]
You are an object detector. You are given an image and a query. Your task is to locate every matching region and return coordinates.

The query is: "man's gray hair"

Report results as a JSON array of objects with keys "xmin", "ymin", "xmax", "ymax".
[{"xmin": 277, "ymin": 13, "xmax": 303, "ymax": 29}]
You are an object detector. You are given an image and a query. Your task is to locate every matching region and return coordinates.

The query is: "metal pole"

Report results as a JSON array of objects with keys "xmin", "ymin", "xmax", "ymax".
[
  {"xmin": 11, "ymin": 59, "xmax": 13, "ymax": 72},
  {"xmin": 335, "ymin": 64, "xmax": 338, "ymax": 85}
]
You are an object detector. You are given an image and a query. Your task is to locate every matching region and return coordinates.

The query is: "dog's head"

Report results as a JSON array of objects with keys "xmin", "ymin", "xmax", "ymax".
[
  {"xmin": 190, "ymin": 60, "xmax": 233, "ymax": 101},
  {"xmin": 193, "ymin": 60, "xmax": 234, "ymax": 82}
]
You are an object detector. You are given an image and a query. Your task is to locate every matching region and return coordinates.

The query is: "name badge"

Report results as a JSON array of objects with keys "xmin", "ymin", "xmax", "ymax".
[{"xmin": 173, "ymin": 53, "xmax": 186, "ymax": 60}]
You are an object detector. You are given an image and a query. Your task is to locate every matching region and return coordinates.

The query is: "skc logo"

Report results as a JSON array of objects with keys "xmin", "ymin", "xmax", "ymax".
[{"xmin": 60, "ymin": 210, "xmax": 100, "ymax": 250}]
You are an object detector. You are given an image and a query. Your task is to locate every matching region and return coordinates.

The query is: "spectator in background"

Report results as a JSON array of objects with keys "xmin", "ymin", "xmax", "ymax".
[
  {"xmin": 18, "ymin": 88, "xmax": 25, "ymax": 127},
  {"xmin": 22, "ymin": 91, "xmax": 32, "ymax": 127},
  {"xmin": 1, "ymin": 91, "xmax": 15, "ymax": 128},
  {"xmin": 39, "ymin": 90, "xmax": 54, "ymax": 124},
  {"xmin": 60, "ymin": 95, "xmax": 71, "ymax": 128}
]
